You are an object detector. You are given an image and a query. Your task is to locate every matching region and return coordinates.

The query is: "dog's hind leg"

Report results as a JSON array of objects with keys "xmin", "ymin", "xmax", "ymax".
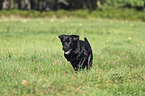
[{"xmin": 87, "ymin": 54, "xmax": 92, "ymax": 70}]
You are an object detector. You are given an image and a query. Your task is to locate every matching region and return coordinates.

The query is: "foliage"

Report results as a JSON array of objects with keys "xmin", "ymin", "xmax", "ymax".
[
  {"xmin": 0, "ymin": 18, "xmax": 145, "ymax": 95},
  {"xmin": 106, "ymin": 0, "xmax": 145, "ymax": 8},
  {"xmin": 0, "ymin": 8, "xmax": 145, "ymax": 21},
  {"xmin": 0, "ymin": 0, "xmax": 145, "ymax": 11}
]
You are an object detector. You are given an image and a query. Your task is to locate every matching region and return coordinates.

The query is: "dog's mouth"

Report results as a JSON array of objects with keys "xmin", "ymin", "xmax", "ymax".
[{"xmin": 64, "ymin": 49, "xmax": 72, "ymax": 54}]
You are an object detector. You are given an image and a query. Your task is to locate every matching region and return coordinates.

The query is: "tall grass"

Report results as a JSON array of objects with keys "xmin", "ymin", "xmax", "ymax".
[{"xmin": 0, "ymin": 18, "xmax": 145, "ymax": 95}]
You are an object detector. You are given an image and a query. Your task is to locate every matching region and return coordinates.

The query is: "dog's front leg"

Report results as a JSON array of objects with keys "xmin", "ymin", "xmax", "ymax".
[{"xmin": 70, "ymin": 62, "xmax": 79, "ymax": 71}]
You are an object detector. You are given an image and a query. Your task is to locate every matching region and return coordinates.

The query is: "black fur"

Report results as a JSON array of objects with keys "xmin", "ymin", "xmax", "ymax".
[{"xmin": 58, "ymin": 35, "xmax": 93, "ymax": 71}]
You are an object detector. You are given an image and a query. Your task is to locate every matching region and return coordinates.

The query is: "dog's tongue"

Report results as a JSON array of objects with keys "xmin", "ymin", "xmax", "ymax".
[{"xmin": 65, "ymin": 49, "xmax": 72, "ymax": 54}]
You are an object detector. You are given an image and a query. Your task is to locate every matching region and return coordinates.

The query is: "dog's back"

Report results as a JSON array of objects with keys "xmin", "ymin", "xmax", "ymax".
[{"xmin": 77, "ymin": 37, "xmax": 93, "ymax": 69}]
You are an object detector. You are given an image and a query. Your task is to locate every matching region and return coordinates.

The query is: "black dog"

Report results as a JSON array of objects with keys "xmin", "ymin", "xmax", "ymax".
[{"xmin": 58, "ymin": 35, "xmax": 93, "ymax": 71}]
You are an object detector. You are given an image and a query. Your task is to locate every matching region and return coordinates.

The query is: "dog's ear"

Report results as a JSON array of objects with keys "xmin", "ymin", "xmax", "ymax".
[
  {"xmin": 58, "ymin": 35, "xmax": 64, "ymax": 40},
  {"xmin": 71, "ymin": 35, "xmax": 79, "ymax": 41}
]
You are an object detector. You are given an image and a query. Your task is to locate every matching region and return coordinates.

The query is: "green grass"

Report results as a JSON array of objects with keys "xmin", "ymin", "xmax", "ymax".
[{"xmin": 0, "ymin": 18, "xmax": 145, "ymax": 96}]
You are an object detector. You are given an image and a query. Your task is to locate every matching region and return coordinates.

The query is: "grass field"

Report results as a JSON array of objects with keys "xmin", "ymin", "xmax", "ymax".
[{"xmin": 0, "ymin": 18, "xmax": 145, "ymax": 96}]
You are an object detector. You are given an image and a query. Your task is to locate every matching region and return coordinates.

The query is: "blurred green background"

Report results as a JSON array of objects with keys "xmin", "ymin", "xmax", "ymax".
[
  {"xmin": 0, "ymin": 0, "xmax": 145, "ymax": 21},
  {"xmin": 0, "ymin": 0, "xmax": 145, "ymax": 96}
]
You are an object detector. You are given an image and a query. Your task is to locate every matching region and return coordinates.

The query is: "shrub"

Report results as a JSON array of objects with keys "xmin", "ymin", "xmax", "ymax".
[
  {"xmin": 106, "ymin": 0, "xmax": 145, "ymax": 8},
  {"xmin": 0, "ymin": 8, "xmax": 145, "ymax": 21}
]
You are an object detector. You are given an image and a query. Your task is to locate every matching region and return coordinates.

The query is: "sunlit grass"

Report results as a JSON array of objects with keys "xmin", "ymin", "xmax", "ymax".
[{"xmin": 0, "ymin": 18, "xmax": 145, "ymax": 96}]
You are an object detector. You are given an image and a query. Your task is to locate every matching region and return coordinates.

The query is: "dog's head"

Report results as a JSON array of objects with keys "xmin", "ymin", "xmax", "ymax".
[{"xmin": 58, "ymin": 35, "xmax": 79, "ymax": 54}]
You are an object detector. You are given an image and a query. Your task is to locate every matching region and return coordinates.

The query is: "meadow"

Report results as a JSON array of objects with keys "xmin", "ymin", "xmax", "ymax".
[{"xmin": 0, "ymin": 18, "xmax": 145, "ymax": 96}]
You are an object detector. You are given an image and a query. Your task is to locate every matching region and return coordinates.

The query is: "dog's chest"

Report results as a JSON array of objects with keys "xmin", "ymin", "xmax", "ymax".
[{"xmin": 64, "ymin": 51, "xmax": 86, "ymax": 62}]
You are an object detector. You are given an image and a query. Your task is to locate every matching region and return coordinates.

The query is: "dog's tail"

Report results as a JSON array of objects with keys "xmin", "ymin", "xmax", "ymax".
[
  {"xmin": 84, "ymin": 37, "xmax": 93, "ymax": 57},
  {"xmin": 84, "ymin": 38, "xmax": 92, "ymax": 51},
  {"xmin": 84, "ymin": 37, "xmax": 93, "ymax": 69}
]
